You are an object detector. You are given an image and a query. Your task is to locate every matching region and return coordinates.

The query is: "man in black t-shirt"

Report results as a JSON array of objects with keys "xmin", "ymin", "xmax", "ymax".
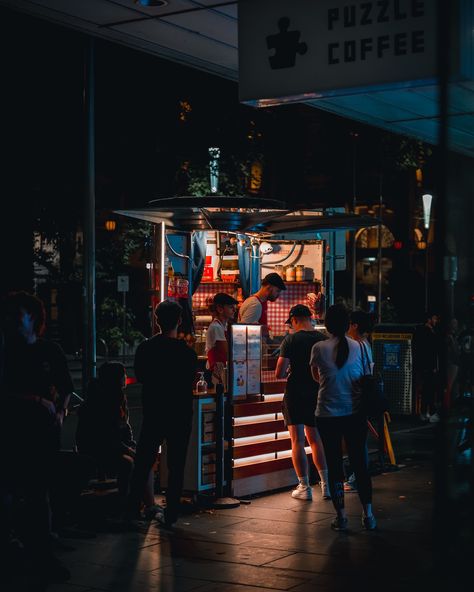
[
  {"xmin": 275, "ymin": 305, "xmax": 329, "ymax": 501},
  {"xmin": 127, "ymin": 300, "xmax": 197, "ymax": 527}
]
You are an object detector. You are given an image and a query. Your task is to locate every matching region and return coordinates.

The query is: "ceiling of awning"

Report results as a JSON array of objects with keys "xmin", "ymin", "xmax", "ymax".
[
  {"xmin": 115, "ymin": 197, "xmax": 380, "ymax": 234},
  {"xmin": 3, "ymin": 0, "xmax": 474, "ymax": 157}
]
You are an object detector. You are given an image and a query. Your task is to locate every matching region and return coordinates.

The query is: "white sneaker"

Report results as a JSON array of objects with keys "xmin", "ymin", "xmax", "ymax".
[
  {"xmin": 291, "ymin": 484, "xmax": 312, "ymax": 500},
  {"xmin": 429, "ymin": 412, "xmax": 440, "ymax": 423},
  {"xmin": 419, "ymin": 412, "xmax": 430, "ymax": 422},
  {"xmin": 320, "ymin": 482, "xmax": 331, "ymax": 499}
]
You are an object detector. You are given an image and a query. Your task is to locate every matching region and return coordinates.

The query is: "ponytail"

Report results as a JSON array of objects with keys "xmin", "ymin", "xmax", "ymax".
[
  {"xmin": 325, "ymin": 304, "xmax": 350, "ymax": 369},
  {"xmin": 335, "ymin": 334, "xmax": 349, "ymax": 369}
]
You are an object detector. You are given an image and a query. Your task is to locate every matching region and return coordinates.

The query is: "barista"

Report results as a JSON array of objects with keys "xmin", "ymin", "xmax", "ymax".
[
  {"xmin": 238, "ymin": 272, "xmax": 286, "ymax": 338},
  {"xmin": 206, "ymin": 292, "xmax": 238, "ymax": 384}
]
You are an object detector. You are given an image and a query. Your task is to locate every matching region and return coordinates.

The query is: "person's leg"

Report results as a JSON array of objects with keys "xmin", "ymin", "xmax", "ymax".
[
  {"xmin": 143, "ymin": 467, "xmax": 156, "ymax": 509},
  {"xmin": 316, "ymin": 417, "xmax": 346, "ymax": 522},
  {"xmin": 420, "ymin": 370, "xmax": 435, "ymax": 418},
  {"xmin": 163, "ymin": 422, "xmax": 192, "ymax": 525},
  {"xmin": 343, "ymin": 414, "xmax": 374, "ymax": 521},
  {"xmin": 305, "ymin": 425, "xmax": 329, "ymax": 497},
  {"xmin": 126, "ymin": 425, "xmax": 162, "ymax": 518},
  {"xmin": 117, "ymin": 454, "xmax": 134, "ymax": 500},
  {"xmin": 288, "ymin": 424, "xmax": 309, "ymax": 484}
]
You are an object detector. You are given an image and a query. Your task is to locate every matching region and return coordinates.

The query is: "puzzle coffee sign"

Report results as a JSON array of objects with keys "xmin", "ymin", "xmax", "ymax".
[{"xmin": 239, "ymin": 0, "xmax": 437, "ymax": 105}]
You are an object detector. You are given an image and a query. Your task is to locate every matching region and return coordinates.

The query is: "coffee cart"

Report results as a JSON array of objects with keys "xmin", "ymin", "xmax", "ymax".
[{"xmin": 117, "ymin": 197, "xmax": 378, "ymax": 497}]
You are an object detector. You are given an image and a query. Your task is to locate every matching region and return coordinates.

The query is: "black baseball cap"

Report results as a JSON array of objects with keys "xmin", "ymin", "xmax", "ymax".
[
  {"xmin": 285, "ymin": 304, "xmax": 312, "ymax": 325},
  {"xmin": 262, "ymin": 272, "xmax": 286, "ymax": 291},
  {"xmin": 212, "ymin": 292, "xmax": 239, "ymax": 306}
]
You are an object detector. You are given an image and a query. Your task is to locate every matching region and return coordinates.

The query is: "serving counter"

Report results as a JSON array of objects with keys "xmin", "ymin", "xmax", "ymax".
[{"xmin": 161, "ymin": 382, "xmax": 313, "ymax": 499}]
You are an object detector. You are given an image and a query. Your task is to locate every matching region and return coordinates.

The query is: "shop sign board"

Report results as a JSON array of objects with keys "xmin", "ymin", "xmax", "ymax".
[
  {"xmin": 239, "ymin": 0, "xmax": 438, "ymax": 105},
  {"xmin": 117, "ymin": 275, "xmax": 129, "ymax": 293}
]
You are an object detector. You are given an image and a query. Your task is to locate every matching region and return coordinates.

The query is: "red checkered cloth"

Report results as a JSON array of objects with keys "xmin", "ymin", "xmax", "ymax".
[
  {"xmin": 267, "ymin": 282, "xmax": 319, "ymax": 336},
  {"xmin": 193, "ymin": 282, "xmax": 239, "ymax": 332},
  {"xmin": 192, "ymin": 282, "xmax": 239, "ymax": 309}
]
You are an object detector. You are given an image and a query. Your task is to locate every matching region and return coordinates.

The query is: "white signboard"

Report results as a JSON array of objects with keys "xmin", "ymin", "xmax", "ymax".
[
  {"xmin": 239, "ymin": 0, "xmax": 437, "ymax": 105},
  {"xmin": 117, "ymin": 275, "xmax": 129, "ymax": 293}
]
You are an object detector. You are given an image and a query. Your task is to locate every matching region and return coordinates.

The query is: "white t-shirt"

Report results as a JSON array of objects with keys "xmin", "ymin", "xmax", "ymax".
[
  {"xmin": 310, "ymin": 336, "xmax": 364, "ymax": 417},
  {"xmin": 205, "ymin": 319, "xmax": 227, "ymax": 354},
  {"xmin": 238, "ymin": 296, "xmax": 262, "ymax": 324}
]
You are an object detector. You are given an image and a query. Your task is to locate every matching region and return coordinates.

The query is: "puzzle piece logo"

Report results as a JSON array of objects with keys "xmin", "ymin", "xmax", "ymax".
[{"xmin": 266, "ymin": 17, "xmax": 308, "ymax": 70}]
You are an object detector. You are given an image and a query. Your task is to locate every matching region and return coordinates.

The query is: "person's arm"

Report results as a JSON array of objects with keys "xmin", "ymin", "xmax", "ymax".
[
  {"xmin": 275, "ymin": 356, "xmax": 290, "ymax": 380},
  {"xmin": 134, "ymin": 340, "xmax": 147, "ymax": 384},
  {"xmin": 239, "ymin": 298, "xmax": 262, "ymax": 324},
  {"xmin": 310, "ymin": 343, "xmax": 320, "ymax": 382}
]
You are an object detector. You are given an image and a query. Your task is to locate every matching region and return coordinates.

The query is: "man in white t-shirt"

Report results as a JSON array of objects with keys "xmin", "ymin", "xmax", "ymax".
[
  {"xmin": 206, "ymin": 292, "xmax": 238, "ymax": 385},
  {"xmin": 238, "ymin": 273, "xmax": 286, "ymax": 338}
]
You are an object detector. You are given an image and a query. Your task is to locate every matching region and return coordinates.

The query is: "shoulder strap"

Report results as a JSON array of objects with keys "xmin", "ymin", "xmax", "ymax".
[{"xmin": 358, "ymin": 341, "xmax": 368, "ymax": 374}]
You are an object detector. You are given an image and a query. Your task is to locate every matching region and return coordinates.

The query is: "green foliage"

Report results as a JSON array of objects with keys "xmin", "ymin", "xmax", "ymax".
[
  {"xmin": 185, "ymin": 155, "xmax": 263, "ymax": 197},
  {"xmin": 96, "ymin": 220, "xmax": 152, "ymax": 280},
  {"xmin": 97, "ymin": 296, "xmax": 144, "ymax": 355},
  {"xmin": 382, "ymin": 135, "xmax": 433, "ymax": 170}
]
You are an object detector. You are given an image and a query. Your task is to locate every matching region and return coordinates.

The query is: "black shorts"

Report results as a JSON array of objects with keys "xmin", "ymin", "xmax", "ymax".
[{"xmin": 282, "ymin": 394, "xmax": 317, "ymax": 427}]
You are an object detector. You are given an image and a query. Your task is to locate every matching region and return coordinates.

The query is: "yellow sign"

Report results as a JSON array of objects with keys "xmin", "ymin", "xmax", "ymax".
[{"xmin": 372, "ymin": 333, "xmax": 412, "ymax": 340}]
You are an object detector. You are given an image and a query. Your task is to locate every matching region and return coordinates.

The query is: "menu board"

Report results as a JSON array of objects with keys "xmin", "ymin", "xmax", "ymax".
[
  {"xmin": 231, "ymin": 325, "xmax": 247, "ymax": 361},
  {"xmin": 229, "ymin": 324, "xmax": 262, "ymax": 398},
  {"xmin": 247, "ymin": 359, "xmax": 261, "ymax": 395},
  {"xmin": 247, "ymin": 325, "xmax": 262, "ymax": 360},
  {"xmin": 232, "ymin": 361, "xmax": 247, "ymax": 397}
]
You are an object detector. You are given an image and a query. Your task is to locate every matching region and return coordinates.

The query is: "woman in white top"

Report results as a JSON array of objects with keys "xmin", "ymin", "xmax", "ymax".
[{"xmin": 310, "ymin": 304, "xmax": 376, "ymax": 531}]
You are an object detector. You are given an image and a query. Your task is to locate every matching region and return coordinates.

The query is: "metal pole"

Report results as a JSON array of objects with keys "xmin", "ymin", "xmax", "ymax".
[
  {"xmin": 122, "ymin": 291, "xmax": 127, "ymax": 358},
  {"xmin": 377, "ymin": 177, "xmax": 383, "ymax": 323},
  {"xmin": 328, "ymin": 232, "xmax": 335, "ymax": 306},
  {"xmin": 424, "ymin": 235, "xmax": 429, "ymax": 311},
  {"xmin": 351, "ymin": 132, "xmax": 358, "ymax": 310},
  {"xmin": 82, "ymin": 37, "xmax": 96, "ymax": 389}
]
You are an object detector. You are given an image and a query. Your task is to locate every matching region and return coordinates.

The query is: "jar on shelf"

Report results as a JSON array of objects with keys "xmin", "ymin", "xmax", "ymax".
[
  {"xmin": 285, "ymin": 265, "xmax": 295, "ymax": 282},
  {"xmin": 274, "ymin": 264, "xmax": 284, "ymax": 279},
  {"xmin": 295, "ymin": 264, "xmax": 305, "ymax": 282}
]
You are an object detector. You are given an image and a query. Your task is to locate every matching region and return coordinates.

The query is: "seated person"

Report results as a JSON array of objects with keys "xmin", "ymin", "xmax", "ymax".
[{"xmin": 76, "ymin": 362, "xmax": 155, "ymax": 512}]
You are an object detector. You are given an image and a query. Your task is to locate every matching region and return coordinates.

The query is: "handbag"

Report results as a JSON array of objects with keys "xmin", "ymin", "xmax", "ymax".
[{"xmin": 357, "ymin": 341, "xmax": 388, "ymax": 416}]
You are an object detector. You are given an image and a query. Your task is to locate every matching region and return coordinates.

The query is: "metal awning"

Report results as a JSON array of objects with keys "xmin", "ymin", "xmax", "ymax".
[{"xmin": 115, "ymin": 196, "xmax": 380, "ymax": 234}]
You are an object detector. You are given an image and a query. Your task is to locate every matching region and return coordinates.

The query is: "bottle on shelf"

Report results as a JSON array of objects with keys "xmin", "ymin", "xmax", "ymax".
[{"xmin": 196, "ymin": 371, "xmax": 207, "ymax": 394}]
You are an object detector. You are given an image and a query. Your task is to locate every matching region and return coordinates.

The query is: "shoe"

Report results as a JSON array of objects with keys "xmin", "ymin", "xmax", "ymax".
[
  {"xmin": 419, "ymin": 412, "xmax": 430, "ymax": 422},
  {"xmin": 429, "ymin": 412, "xmax": 440, "ymax": 423},
  {"xmin": 143, "ymin": 504, "xmax": 164, "ymax": 521},
  {"xmin": 291, "ymin": 484, "xmax": 313, "ymax": 500},
  {"xmin": 362, "ymin": 514, "xmax": 377, "ymax": 530},
  {"xmin": 157, "ymin": 508, "xmax": 176, "ymax": 530},
  {"xmin": 331, "ymin": 516, "xmax": 348, "ymax": 531},
  {"xmin": 344, "ymin": 473, "xmax": 358, "ymax": 492},
  {"xmin": 320, "ymin": 482, "xmax": 331, "ymax": 499}
]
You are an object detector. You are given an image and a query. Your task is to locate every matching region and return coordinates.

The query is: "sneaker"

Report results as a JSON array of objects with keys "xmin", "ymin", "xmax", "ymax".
[
  {"xmin": 362, "ymin": 514, "xmax": 377, "ymax": 530},
  {"xmin": 331, "ymin": 516, "xmax": 348, "ymax": 531},
  {"xmin": 143, "ymin": 504, "xmax": 164, "ymax": 521},
  {"xmin": 320, "ymin": 482, "xmax": 331, "ymax": 499},
  {"xmin": 429, "ymin": 412, "xmax": 440, "ymax": 423},
  {"xmin": 344, "ymin": 473, "xmax": 358, "ymax": 492},
  {"xmin": 419, "ymin": 412, "xmax": 430, "ymax": 422},
  {"xmin": 291, "ymin": 484, "xmax": 313, "ymax": 500},
  {"xmin": 344, "ymin": 480, "xmax": 358, "ymax": 493}
]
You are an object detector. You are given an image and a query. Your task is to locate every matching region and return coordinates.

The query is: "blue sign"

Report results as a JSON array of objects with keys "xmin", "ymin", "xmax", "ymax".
[{"xmin": 383, "ymin": 343, "xmax": 400, "ymax": 370}]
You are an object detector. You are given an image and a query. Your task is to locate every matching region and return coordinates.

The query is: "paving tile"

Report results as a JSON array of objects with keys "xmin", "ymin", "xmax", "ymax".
[
  {"xmin": 66, "ymin": 561, "xmax": 203, "ymax": 591},
  {"xmin": 158, "ymin": 558, "xmax": 309, "ymax": 590},
  {"xmin": 221, "ymin": 516, "xmax": 334, "ymax": 537},
  {"xmin": 192, "ymin": 584, "xmax": 288, "ymax": 592},
  {"xmin": 215, "ymin": 504, "xmax": 334, "ymax": 523},
  {"xmin": 154, "ymin": 536, "xmax": 293, "ymax": 567},
  {"xmin": 166, "ymin": 526, "xmax": 256, "ymax": 546},
  {"xmin": 47, "ymin": 584, "xmax": 94, "ymax": 592}
]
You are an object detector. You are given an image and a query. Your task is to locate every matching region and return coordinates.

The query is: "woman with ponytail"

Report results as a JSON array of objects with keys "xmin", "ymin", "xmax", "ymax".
[{"xmin": 310, "ymin": 304, "xmax": 376, "ymax": 531}]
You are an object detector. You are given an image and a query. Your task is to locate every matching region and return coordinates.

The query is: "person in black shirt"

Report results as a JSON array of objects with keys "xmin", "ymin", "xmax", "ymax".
[
  {"xmin": 414, "ymin": 311, "xmax": 441, "ymax": 422},
  {"xmin": 0, "ymin": 291, "xmax": 72, "ymax": 583},
  {"xmin": 275, "ymin": 305, "xmax": 329, "ymax": 501},
  {"xmin": 126, "ymin": 300, "xmax": 198, "ymax": 527}
]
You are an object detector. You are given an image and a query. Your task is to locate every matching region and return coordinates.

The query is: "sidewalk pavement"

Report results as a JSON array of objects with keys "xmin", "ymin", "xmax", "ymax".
[{"xmin": 50, "ymin": 419, "xmax": 437, "ymax": 592}]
